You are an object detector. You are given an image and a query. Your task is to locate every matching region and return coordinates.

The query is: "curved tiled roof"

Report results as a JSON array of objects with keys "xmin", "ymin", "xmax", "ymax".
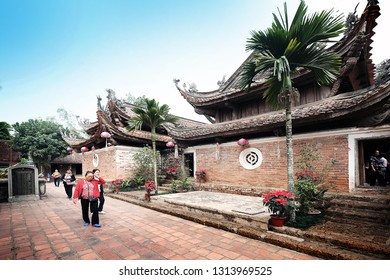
[
  {"xmin": 169, "ymin": 81, "xmax": 390, "ymax": 141},
  {"xmin": 63, "ymin": 90, "xmax": 205, "ymax": 149},
  {"xmin": 175, "ymin": 1, "xmax": 380, "ymax": 109}
]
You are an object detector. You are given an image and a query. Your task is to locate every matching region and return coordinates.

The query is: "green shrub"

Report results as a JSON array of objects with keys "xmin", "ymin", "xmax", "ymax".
[
  {"xmin": 0, "ymin": 168, "xmax": 8, "ymax": 178},
  {"xmin": 294, "ymin": 179, "xmax": 327, "ymax": 214}
]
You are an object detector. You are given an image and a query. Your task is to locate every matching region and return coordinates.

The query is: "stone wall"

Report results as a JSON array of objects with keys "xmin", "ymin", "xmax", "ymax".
[
  {"xmin": 191, "ymin": 133, "xmax": 349, "ymax": 193},
  {"xmin": 82, "ymin": 145, "xmax": 142, "ymax": 182}
]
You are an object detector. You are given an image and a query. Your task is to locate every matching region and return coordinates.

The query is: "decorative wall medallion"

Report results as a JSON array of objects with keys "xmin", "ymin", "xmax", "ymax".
[
  {"xmin": 93, "ymin": 154, "xmax": 99, "ymax": 168},
  {"xmin": 239, "ymin": 148, "xmax": 263, "ymax": 170}
]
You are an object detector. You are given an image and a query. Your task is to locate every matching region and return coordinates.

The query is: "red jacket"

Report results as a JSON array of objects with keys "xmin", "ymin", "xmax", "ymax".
[
  {"xmin": 73, "ymin": 179, "xmax": 100, "ymax": 199},
  {"xmin": 92, "ymin": 177, "xmax": 106, "ymax": 191}
]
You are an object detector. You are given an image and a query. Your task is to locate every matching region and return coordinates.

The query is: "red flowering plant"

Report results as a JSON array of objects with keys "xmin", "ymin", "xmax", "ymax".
[
  {"xmin": 195, "ymin": 170, "xmax": 206, "ymax": 179},
  {"xmin": 112, "ymin": 179, "xmax": 124, "ymax": 186},
  {"xmin": 166, "ymin": 167, "xmax": 177, "ymax": 177},
  {"xmin": 262, "ymin": 190, "xmax": 296, "ymax": 217},
  {"xmin": 144, "ymin": 181, "xmax": 156, "ymax": 194}
]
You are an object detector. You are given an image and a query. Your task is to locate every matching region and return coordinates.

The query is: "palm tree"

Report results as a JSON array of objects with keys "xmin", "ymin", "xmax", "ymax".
[
  {"xmin": 127, "ymin": 98, "xmax": 178, "ymax": 191},
  {"xmin": 239, "ymin": 1, "xmax": 344, "ymax": 193}
]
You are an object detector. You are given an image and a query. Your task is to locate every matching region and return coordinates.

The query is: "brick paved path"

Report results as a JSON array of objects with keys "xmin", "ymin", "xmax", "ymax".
[{"xmin": 0, "ymin": 182, "xmax": 318, "ymax": 260}]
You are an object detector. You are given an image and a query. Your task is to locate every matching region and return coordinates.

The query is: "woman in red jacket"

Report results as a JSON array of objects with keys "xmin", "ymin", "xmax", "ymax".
[{"xmin": 73, "ymin": 171, "xmax": 101, "ymax": 227}]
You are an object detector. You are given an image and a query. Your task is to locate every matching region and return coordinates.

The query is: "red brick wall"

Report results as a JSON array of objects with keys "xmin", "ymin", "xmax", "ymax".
[
  {"xmin": 82, "ymin": 146, "xmax": 142, "ymax": 182},
  {"xmin": 194, "ymin": 134, "xmax": 349, "ymax": 194}
]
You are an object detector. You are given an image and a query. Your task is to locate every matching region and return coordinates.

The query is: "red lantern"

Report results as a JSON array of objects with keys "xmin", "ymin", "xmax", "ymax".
[
  {"xmin": 81, "ymin": 147, "xmax": 89, "ymax": 152},
  {"xmin": 166, "ymin": 141, "xmax": 175, "ymax": 147},
  {"xmin": 237, "ymin": 138, "xmax": 249, "ymax": 146},
  {"xmin": 100, "ymin": 132, "xmax": 111, "ymax": 148},
  {"xmin": 66, "ymin": 147, "xmax": 73, "ymax": 152},
  {"xmin": 100, "ymin": 132, "xmax": 111, "ymax": 138}
]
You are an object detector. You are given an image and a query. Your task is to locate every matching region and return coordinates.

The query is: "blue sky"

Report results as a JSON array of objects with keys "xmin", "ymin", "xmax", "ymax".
[{"xmin": 1, "ymin": 0, "xmax": 389, "ymax": 125}]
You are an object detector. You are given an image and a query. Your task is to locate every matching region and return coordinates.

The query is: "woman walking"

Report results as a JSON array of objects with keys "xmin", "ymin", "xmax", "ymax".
[
  {"xmin": 92, "ymin": 169, "xmax": 106, "ymax": 214},
  {"xmin": 61, "ymin": 169, "xmax": 76, "ymax": 199},
  {"xmin": 73, "ymin": 171, "xmax": 101, "ymax": 227}
]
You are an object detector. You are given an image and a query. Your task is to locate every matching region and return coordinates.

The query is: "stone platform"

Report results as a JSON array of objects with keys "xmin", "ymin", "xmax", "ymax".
[{"xmin": 107, "ymin": 189, "xmax": 390, "ymax": 260}]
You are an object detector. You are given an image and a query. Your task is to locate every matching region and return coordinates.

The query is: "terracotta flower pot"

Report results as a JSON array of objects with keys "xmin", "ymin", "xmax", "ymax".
[{"xmin": 270, "ymin": 215, "xmax": 287, "ymax": 227}]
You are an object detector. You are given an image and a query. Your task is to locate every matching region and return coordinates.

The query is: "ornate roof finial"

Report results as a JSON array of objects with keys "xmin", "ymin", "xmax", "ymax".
[
  {"xmin": 217, "ymin": 75, "xmax": 226, "ymax": 88},
  {"xmin": 345, "ymin": 3, "xmax": 359, "ymax": 33},
  {"xmin": 106, "ymin": 89, "xmax": 116, "ymax": 100},
  {"xmin": 97, "ymin": 95, "xmax": 102, "ymax": 110},
  {"xmin": 368, "ymin": 0, "xmax": 379, "ymax": 5},
  {"xmin": 183, "ymin": 82, "xmax": 198, "ymax": 93}
]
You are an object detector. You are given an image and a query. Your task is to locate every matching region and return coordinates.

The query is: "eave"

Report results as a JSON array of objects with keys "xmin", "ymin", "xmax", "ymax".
[{"xmin": 169, "ymin": 81, "xmax": 390, "ymax": 143}]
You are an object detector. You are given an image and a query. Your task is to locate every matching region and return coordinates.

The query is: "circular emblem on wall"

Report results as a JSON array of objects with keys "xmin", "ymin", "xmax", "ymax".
[
  {"xmin": 239, "ymin": 147, "xmax": 263, "ymax": 170},
  {"xmin": 92, "ymin": 153, "xmax": 99, "ymax": 168}
]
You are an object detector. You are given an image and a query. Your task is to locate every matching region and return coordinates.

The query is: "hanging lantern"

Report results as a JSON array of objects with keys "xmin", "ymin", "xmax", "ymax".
[
  {"xmin": 100, "ymin": 132, "xmax": 111, "ymax": 138},
  {"xmin": 81, "ymin": 147, "xmax": 89, "ymax": 152},
  {"xmin": 237, "ymin": 138, "xmax": 249, "ymax": 147},
  {"xmin": 100, "ymin": 131, "xmax": 112, "ymax": 148},
  {"xmin": 166, "ymin": 141, "xmax": 175, "ymax": 147},
  {"xmin": 66, "ymin": 147, "xmax": 73, "ymax": 152}
]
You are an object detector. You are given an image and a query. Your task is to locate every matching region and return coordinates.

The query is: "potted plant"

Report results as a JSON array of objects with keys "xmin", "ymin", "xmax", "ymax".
[
  {"xmin": 112, "ymin": 178, "xmax": 124, "ymax": 193},
  {"xmin": 144, "ymin": 180, "xmax": 156, "ymax": 201},
  {"xmin": 195, "ymin": 169, "xmax": 206, "ymax": 182},
  {"xmin": 262, "ymin": 190, "xmax": 296, "ymax": 227}
]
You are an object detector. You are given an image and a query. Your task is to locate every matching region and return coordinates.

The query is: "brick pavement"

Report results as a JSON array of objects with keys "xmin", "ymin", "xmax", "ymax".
[{"xmin": 0, "ymin": 182, "xmax": 318, "ymax": 260}]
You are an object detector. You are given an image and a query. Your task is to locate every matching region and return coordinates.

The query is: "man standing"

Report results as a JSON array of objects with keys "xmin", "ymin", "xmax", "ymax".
[
  {"xmin": 52, "ymin": 169, "xmax": 61, "ymax": 187},
  {"xmin": 370, "ymin": 150, "xmax": 387, "ymax": 186}
]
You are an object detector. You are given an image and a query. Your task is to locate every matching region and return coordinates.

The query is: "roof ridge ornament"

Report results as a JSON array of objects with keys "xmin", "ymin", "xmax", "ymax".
[
  {"xmin": 217, "ymin": 75, "xmax": 226, "ymax": 89},
  {"xmin": 183, "ymin": 82, "xmax": 198, "ymax": 93},
  {"xmin": 345, "ymin": 3, "xmax": 360, "ymax": 34},
  {"xmin": 368, "ymin": 0, "xmax": 379, "ymax": 5}
]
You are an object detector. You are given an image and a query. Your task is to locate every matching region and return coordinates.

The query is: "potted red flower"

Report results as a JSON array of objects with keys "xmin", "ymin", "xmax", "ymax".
[
  {"xmin": 112, "ymin": 178, "xmax": 124, "ymax": 193},
  {"xmin": 144, "ymin": 181, "xmax": 156, "ymax": 201},
  {"xmin": 262, "ymin": 190, "xmax": 296, "ymax": 227},
  {"xmin": 195, "ymin": 170, "xmax": 206, "ymax": 182}
]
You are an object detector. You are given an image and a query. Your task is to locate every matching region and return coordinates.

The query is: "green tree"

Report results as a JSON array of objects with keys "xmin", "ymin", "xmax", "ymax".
[
  {"xmin": 0, "ymin": 121, "xmax": 12, "ymax": 140},
  {"xmin": 239, "ymin": 1, "xmax": 344, "ymax": 193},
  {"xmin": 127, "ymin": 98, "xmax": 178, "ymax": 191},
  {"xmin": 12, "ymin": 119, "xmax": 68, "ymax": 171}
]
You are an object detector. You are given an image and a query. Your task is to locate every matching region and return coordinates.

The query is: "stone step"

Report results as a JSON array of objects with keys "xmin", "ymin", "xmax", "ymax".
[
  {"xmin": 327, "ymin": 198, "xmax": 390, "ymax": 210},
  {"xmin": 271, "ymin": 219, "xmax": 390, "ymax": 257},
  {"xmin": 323, "ymin": 194, "xmax": 390, "ymax": 226},
  {"xmin": 325, "ymin": 206, "xmax": 390, "ymax": 225},
  {"xmin": 263, "ymin": 230, "xmax": 386, "ymax": 260}
]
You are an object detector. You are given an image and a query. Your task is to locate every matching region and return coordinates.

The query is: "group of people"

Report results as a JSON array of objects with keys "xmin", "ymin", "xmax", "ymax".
[
  {"xmin": 52, "ymin": 168, "xmax": 106, "ymax": 228},
  {"xmin": 369, "ymin": 149, "xmax": 389, "ymax": 187}
]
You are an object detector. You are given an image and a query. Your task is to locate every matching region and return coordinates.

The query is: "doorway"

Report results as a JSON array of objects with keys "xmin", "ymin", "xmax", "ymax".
[
  {"xmin": 184, "ymin": 153, "xmax": 194, "ymax": 177},
  {"xmin": 358, "ymin": 139, "xmax": 390, "ymax": 186}
]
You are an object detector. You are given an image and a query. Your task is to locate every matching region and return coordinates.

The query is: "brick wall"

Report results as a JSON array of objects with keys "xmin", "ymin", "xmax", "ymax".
[
  {"xmin": 82, "ymin": 145, "xmax": 142, "ymax": 182},
  {"xmin": 193, "ymin": 134, "xmax": 349, "ymax": 193}
]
